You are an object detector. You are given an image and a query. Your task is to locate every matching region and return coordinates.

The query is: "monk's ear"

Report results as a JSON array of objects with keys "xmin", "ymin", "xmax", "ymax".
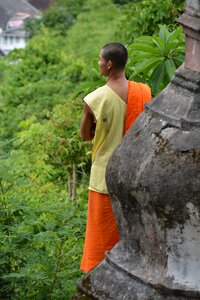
[{"xmin": 107, "ymin": 60, "xmax": 112, "ymax": 70}]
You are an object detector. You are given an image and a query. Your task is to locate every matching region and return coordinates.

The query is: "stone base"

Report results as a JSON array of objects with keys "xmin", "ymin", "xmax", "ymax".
[
  {"xmin": 73, "ymin": 252, "xmax": 200, "ymax": 300},
  {"xmin": 72, "ymin": 65, "xmax": 200, "ymax": 300}
]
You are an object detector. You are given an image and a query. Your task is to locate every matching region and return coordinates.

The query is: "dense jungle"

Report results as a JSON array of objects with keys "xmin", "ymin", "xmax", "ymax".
[{"xmin": 0, "ymin": 0, "xmax": 185, "ymax": 298}]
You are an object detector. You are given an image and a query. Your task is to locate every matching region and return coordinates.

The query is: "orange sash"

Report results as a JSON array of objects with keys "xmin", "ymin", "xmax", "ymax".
[
  {"xmin": 125, "ymin": 80, "xmax": 151, "ymax": 133},
  {"xmin": 80, "ymin": 190, "xmax": 119, "ymax": 272}
]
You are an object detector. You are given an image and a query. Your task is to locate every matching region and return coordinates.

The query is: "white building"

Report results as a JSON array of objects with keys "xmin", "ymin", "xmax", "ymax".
[
  {"xmin": 0, "ymin": 0, "xmax": 40, "ymax": 55},
  {"xmin": 0, "ymin": 28, "xmax": 29, "ymax": 56}
]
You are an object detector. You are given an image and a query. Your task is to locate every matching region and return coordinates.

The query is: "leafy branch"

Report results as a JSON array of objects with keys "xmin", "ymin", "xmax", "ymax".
[{"xmin": 128, "ymin": 25, "xmax": 185, "ymax": 94}]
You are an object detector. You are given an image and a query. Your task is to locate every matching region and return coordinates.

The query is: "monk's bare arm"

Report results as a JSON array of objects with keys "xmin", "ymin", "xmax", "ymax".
[{"xmin": 80, "ymin": 103, "xmax": 96, "ymax": 141}]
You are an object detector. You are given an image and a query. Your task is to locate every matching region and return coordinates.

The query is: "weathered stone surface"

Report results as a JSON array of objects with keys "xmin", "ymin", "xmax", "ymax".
[
  {"xmin": 73, "ymin": 65, "xmax": 200, "ymax": 300},
  {"xmin": 104, "ymin": 67, "xmax": 200, "ymax": 299},
  {"xmin": 73, "ymin": 1, "xmax": 200, "ymax": 298}
]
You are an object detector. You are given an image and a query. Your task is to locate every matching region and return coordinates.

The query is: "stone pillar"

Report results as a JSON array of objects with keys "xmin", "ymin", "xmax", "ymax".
[
  {"xmin": 178, "ymin": 0, "xmax": 200, "ymax": 71},
  {"xmin": 73, "ymin": 1, "xmax": 200, "ymax": 299}
]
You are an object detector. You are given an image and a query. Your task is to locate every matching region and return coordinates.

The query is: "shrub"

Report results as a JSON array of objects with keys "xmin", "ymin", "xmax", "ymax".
[{"xmin": 127, "ymin": 25, "xmax": 185, "ymax": 94}]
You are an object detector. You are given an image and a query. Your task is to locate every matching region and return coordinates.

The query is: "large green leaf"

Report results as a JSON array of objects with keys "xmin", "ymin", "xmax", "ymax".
[
  {"xmin": 158, "ymin": 24, "xmax": 169, "ymax": 45},
  {"xmin": 130, "ymin": 52, "xmax": 159, "ymax": 63},
  {"xmin": 174, "ymin": 55, "xmax": 185, "ymax": 65},
  {"xmin": 165, "ymin": 59, "xmax": 176, "ymax": 80},
  {"xmin": 133, "ymin": 35, "xmax": 154, "ymax": 44},
  {"xmin": 134, "ymin": 57, "xmax": 163, "ymax": 75},
  {"xmin": 151, "ymin": 62, "xmax": 166, "ymax": 93},
  {"xmin": 166, "ymin": 41, "xmax": 181, "ymax": 55},
  {"xmin": 128, "ymin": 24, "xmax": 185, "ymax": 95},
  {"xmin": 131, "ymin": 44, "xmax": 161, "ymax": 55},
  {"xmin": 152, "ymin": 36, "xmax": 165, "ymax": 53},
  {"xmin": 167, "ymin": 26, "xmax": 184, "ymax": 44}
]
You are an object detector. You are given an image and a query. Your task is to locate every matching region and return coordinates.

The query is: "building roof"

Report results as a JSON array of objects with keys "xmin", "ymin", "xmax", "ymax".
[
  {"xmin": 27, "ymin": 0, "xmax": 52, "ymax": 11},
  {"xmin": 0, "ymin": 0, "xmax": 40, "ymax": 30},
  {"xmin": 0, "ymin": 49, "xmax": 5, "ymax": 56},
  {"xmin": 0, "ymin": 5, "xmax": 9, "ymax": 30},
  {"xmin": 1, "ymin": 28, "xmax": 29, "ymax": 38}
]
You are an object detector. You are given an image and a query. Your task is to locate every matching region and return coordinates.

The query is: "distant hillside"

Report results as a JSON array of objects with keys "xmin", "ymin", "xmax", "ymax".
[{"xmin": 64, "ymin": 0, "xmax": 122, "ymax": 59}]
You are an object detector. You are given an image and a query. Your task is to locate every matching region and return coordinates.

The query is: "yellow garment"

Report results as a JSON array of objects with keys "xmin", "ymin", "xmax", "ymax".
[{"xmin": 84, "ymin": 85, "xmax": 126, "ymax": 194}]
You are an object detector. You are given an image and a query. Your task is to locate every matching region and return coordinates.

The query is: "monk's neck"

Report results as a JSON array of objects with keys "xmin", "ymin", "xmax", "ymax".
[
  {"xmin": 107, "ymin": 72, "xmax": 127, "ymax": 85},
  {"xmin": 106, "ymin": 71, "xmax": 129, "ymax": 103}
]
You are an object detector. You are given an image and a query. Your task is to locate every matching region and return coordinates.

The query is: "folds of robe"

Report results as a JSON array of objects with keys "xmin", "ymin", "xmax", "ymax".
[
  {"xmin": 80, "ymin": 190, "xmax": 119, "ymax": 272},
  {"xmin": 80, "ymin": 81, "xmax": 151, "ymax": 273}
]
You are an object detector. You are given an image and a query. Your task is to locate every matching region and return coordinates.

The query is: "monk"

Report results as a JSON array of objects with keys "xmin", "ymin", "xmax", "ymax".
[{"xmin": 80, "ymin": 43, "xmax": 151, "ymax": 272}]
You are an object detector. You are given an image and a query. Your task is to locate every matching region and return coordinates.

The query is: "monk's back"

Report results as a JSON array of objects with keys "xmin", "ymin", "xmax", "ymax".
[{"xmin": 107, "ymin": 79, "xmax": 128, "ymax": 104}]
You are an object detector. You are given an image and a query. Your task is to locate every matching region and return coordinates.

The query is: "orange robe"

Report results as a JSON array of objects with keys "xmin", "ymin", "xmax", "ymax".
[{"xmin": 80, "ymin": 81, "xmax": 151, "ymax": 272}]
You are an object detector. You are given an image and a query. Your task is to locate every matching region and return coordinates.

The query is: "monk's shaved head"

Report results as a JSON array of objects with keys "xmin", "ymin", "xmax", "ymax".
[{"xmin": 101, "ymin": 43, "xmax": 128, "ymax": 70}]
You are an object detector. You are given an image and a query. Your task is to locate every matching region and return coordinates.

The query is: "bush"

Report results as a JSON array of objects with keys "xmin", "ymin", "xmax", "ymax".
[
  {"xmin": 127, "ymin": 25, "xmax": 185, "ymax": 94},
  {"xmin": 117, "ymin": 0, "xmax": 185, "ymax": 43},
  {"xmin": 0, "ymin": 147, "xmax": 87, "ymax": 299}
]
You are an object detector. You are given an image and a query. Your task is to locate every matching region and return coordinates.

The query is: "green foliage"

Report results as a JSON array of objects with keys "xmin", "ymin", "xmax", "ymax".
[
  {"xmin": 0, "ymin": 148, "xmax": 87, "ymax": 299},
  {"xmin": 0, "ymin": 0, "xmax": 122, "ymax": 141},
  {"xmin": 128, "ymin": 25, "xmax": 185, "ymax": 94},
  {"xmin": 112, "ymin": 0, "xmax": 140, "ymax": 4},
  {"xmin": 0, "ymin": 0, "xmax": 187, "ymax": 298},
  {"xmin": 117, "ymin": 0, "xmax": 185, "ymax": 44},
  {"xmin": 46, "ymin": 0, "xmax": 85, "ymax": 19},
  {"xmin": 42, "ymin": 8, "xmax": 74, "ymax": 34},
  {"xmin": 15, "ymin": 100, "xmax": 91, "ymax": 181},
  {"xmin": 65, "ymin": 0, "xmax": 122, "ymax": 59},
  {"xmin": 25, "ymin": 0, "xmax": 85, "ymax": 37},
  {"xmin": 0, "ymin": 28, "xmax": 87, "ymax": 140}
]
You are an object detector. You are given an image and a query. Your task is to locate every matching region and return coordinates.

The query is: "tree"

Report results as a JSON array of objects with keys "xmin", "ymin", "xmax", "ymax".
[
  {"xmin": 116, "ymin": 0, "xmax": 185, "ymax": 44},
  {"xmin": 25, "ymin": 0, "xmax": 85, "ymax": 37},
  {"xmin": 127, "ymin": 25, "xmax": 185, "ymax": 94}
]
